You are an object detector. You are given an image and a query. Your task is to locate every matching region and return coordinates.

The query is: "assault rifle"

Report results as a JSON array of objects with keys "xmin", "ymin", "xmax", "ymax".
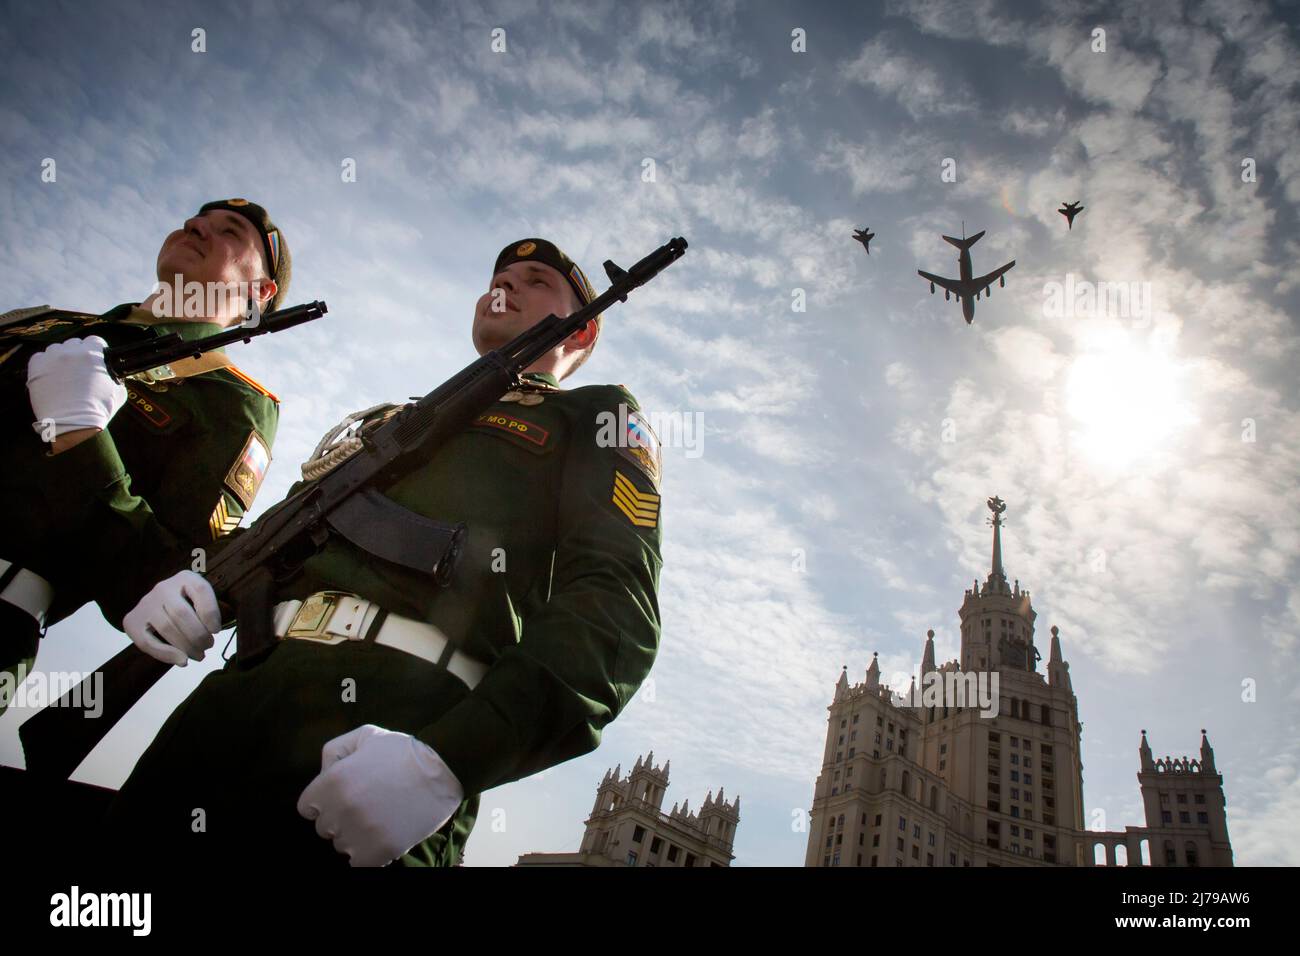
[
  {"xmin": 104, "ymin": 300, "xmax": 328, "ymax": 381},
  {"xmin": 19, "ymin": 238, "xmax": 688, "ymax": 779}
]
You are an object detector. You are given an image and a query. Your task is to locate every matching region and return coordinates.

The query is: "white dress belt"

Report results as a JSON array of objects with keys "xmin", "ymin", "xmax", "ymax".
[
  {"xmin": 271, "ymin": 591, "xmax": 488, "ymax": 691},
  {"xmin": 0, "ymin": 558, "xmax": 54, "ymax": 625}
]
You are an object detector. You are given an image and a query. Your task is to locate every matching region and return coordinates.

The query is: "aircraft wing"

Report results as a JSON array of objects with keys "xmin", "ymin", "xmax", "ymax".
[
  {"xmin": 918, "ymin": 270, "xmax": 964, "ymax": 296},
  {"xmin": 970, "ymin": 260, "xmax": 1015, "ymax": 291}
]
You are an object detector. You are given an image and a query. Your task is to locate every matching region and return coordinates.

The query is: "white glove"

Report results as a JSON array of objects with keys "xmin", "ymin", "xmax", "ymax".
[
  {"xmin": 122, "ymin": 571, "xmax": 222, "ymax": 666},
  {"xmin": 26, "ymin": 336, "xmax": 127, "ymax": 439},
  {"xmin": 297, "ymin": 724, "xmax": 465, "ymax": 867}
]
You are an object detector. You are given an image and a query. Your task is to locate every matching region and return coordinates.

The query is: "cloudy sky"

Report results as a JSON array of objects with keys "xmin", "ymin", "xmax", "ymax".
[{"xmin": 2, "ymin": 0, "xmax": 1297, "ymax": 866}]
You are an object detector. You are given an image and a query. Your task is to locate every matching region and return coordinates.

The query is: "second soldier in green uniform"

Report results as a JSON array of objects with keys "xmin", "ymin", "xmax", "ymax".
[
  {"xmin": 107, "ymin": 238, "xmax": 663, "ymax": 867},
  {"xmin": 0, "ymin": 199, "xmax": 289, "ymax": 713}
]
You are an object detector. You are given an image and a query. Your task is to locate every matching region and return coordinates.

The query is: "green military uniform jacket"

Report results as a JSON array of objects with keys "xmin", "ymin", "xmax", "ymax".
[
  {"xmin": 0, "ymin": 303, "xmax": 280, "ymax": 629},
  {"xmin": 107, "ymin": 371, "xmax": 662, "ymax": 866}
]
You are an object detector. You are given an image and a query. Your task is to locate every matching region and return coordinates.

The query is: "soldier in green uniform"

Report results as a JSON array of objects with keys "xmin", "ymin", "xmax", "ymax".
[
  {"xmin": 106, "ymin": 238, "xmax": 663, "ymax": 867},
  {"xmin": 0, "ymin": 199, "xmax": 289, "ymax": 712}
]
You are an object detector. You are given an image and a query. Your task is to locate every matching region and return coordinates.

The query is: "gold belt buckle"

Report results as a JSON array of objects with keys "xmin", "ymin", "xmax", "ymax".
[{"xmin": 285, "ymin": 591, "xmax": 349, "ymax": 641}]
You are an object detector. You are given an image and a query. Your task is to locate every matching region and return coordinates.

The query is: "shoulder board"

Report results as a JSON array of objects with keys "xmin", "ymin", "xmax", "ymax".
[
  {"xmin": 219, "ymin": 364, "xmax": 279, "ymax": 403},
  {"xmin": 0, "ymin": 306, "xmax": 101, "ymax": 332}
]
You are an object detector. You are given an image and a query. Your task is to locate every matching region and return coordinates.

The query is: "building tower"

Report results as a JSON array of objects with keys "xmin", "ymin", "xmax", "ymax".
[
  {"xmin": 516, "ymin": 753, "xmax": 739, "ymax": 867},
  {"xmin": 1135, "ymin": 729, "xmax": 1233, "ymax": 866},
  {"xmin": 804, "ymin": 496, "xmax": 1230, "ymax": 866}
]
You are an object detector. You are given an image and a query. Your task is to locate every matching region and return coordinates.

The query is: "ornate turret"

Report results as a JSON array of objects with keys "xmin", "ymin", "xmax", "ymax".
[
  {"xmin": 1200, "ymin": 729, "xmax": 1216, "ymax": 773},
  {"xmin": 921, "ymin": 629, "xmax": 936, "ymax": 675},
  {"xmin": 959, "ymin": 497, "xmax": 1038, "ymax": 672},
  {"xmin": 1139, "ymin": 728, "xmax": 1155, "ymax": 772},
  {"xmin": 1048, "ymin": 625, "xmax": 1072, "ymax": 691}
]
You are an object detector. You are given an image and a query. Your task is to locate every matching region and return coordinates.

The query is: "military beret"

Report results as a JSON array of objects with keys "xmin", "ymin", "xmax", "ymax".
[
  {"xmin": 198, "ymin": 198, "xmax": 292, "ymax": 313},
  {"xmin": 492, "ymin": 238, "xmax": 601, "ymax": 331}
]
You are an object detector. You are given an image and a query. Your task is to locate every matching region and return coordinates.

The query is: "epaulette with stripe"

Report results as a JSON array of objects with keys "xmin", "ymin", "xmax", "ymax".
[{"xmin": 219, "ymin": 364, "xmax": 279, "ymax": 403}]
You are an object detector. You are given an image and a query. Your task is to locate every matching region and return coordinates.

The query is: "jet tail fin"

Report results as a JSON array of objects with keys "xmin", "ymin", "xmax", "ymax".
[{"xmin": 942, "ymin": 230, "xmax": 985, "ymax": 250}]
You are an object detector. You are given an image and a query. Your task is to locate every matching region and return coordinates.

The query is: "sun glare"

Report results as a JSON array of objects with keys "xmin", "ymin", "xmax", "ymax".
[{"xmin": 1064, "ymin": 344, "xmax": 1197, "ymax": 468}]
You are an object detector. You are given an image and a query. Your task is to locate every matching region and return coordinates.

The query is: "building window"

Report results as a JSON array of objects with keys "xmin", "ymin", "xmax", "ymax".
[
  {"xmin": 626, "ymin": 851, "xmax": 638, "ymax": 866},
  {"xmin": 939, "ymin": 760, "xmax": 946, "ymax": 771},
  {"xmin": 1010, "ymin": 824, "xmax": 1019, "ymax": 836},
  {"xmin": 1011, "ymin": 788, "xmax": 1019, "ymax": 800},
  {"xmin": 846, "ymin": 766, "xmax": 854, "ymax": 777},
  {"xmin": 949, "ymin": 852, "xmax": 957, "ymax": 866},
  {"xmin": 1179, "ymin": 812, "xmax": 1190, "ymax": 824},
  {"xmin": 874, "ymin": 814, "xmax": 882, "ymax": 826},
  {"xmin": 1195, "ymin": 794, "xmax": 1206, "ymax": 804},
  {"xmin": 871, "ymin": 856, "xmax": 878, "ymax": 866},
  {"xmin": 858, "ymin": 833, "xmax": 864, "ymax": 845},
  {"xmin": 1024, "ymin": 758, "xmax": 1032, "ymax": 769},
  {"xmin": 940, "ymin": 743, "xmax": 948, "ymax": 754},
  {"xmin": 911, "ymin": 845, "xmax": 919, "ymax": 860},
  {"xmin": 1197, "ymin": 812, "xmax": 1208, "ymax": 824},
  {"xmin": 840, "ymin": 720, "xmax": 846, "ymax": 728},
  {"xmin": 848, "ymin": 748, "xmax": 855, "ymax": 758},
  {"xmin": 1010, "ymin": 771, "xmax": 1020, "ymax": 782},
  {"xmin": 897, "ymin": 837, "xmax": 904, "ymax": 851},
  {"xmin": 836, "ymin": 834, "xmax": 843, "ymax": 845},
  {"xmin": 912, "ymin": 824, "xmax": 920, "ymax": 839},
  {"xmin": 632, "ymin": 825, "xmax": 645, "ymax": 843},
  {"xmin": 853, "ymin": 713, "xmax": 860, "ymax": 724},
  {"xmin": 824, "ymin": 856, "xmax": 830, "ymax": 867},
  {"xmin": 831, "ymin": 851, "xmax": 840, "ymax": 866},
  {"xmin": 1024, "ymin": 828, "xmax": 1033, "ymax": 840},
  {"xmin": 1177, "ymin": 793, "xmax": 1188, "ymax": 804},
  {"xmin": 850, "ymin": 731, "xmax": 857, "ymax": 741},
  {"xmin": 826, "ymin": 836, "xmax": 833, "ymax": 848},
  {"xmin": 1011, "ymin": 806, "xmax": 1020, "ymax": 818},
  {"xmin": 838, "ymin": 735, "xmax": 844, "ymax": 745},
  {"xmin": 1024, "ymin": 774, "xmax": 1032, "ymax": 785},
  {"xmin": 877, "ymin": 716, "xmax": 883, "ymax": 726},
  {"xmin": 1042, "ymin": 744, "xmax": 1053, "ymax": 755},
  {"xmin": 874, "ymin": 732, "xmax": 882, "ymax": 744},
  {"xmin": 667, "ymin": 846, "xmax": 679, "ymax": 862},
  {"xmin": 650, "ymin": 837, "xmax": 662, "ymax": 854},
  {"xmin": 928, "ymin": 833, "xmax": 936, "ymax": 846},
  {"xmin": 685, "ymin": 853, "xmax": 696, "ymax": 867},
  {"xmin": 887, "ymin": 739, "xmax": 894, "ymax": 751},
  {"xmin": 1011, "ymin": 738, "xmax": 1019, "ymax": 748},
  {"xmin": 899, "ymin": 816, "xmax": 906, "ymax": 830},
  {"xmin": 1011, "ymin": 754, "xmax": 1020, "ymax": 765},
  {"xmin": 1025, "ymin": 791, "xmax": 1033, "ymax": 803},
  {"xmin": 873, "ymin": 834, "xmax": 880, "ymax": 847}
]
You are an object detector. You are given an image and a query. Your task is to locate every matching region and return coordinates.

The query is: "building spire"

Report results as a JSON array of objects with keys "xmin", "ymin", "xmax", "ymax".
[
  {"xmin": 1139, "ymin": 728, "xmax": 1154, "ymax": 771},
  {"xmin": 989, "ymin": 495, "xmax": 1006, "ymax": 574},
  {"xmin": 922, "ymin": 629, "xmax": 936, "ymax": 674}
]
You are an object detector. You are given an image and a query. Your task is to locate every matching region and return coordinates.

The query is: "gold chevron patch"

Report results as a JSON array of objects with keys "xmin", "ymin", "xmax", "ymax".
[
  {"xmin": 208, "ymin": 495, "xmax": 241, "ymax": 539},
  {"xmin": 611, "ymin": 470, "xmax": 659, "ymax": 529}
]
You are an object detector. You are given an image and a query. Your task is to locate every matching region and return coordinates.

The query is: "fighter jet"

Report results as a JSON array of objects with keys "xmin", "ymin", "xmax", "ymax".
[
  {"xmin": 852, "ymin": 226, "xmax": 875, "ymax": 255},
  {"xmin": 1058, "ymin": 200, "xmax": 1083, "ymax": 230},
  {"xmin": 917, "ymin": 227, "xmax": 1016, "ymax": 325}
]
